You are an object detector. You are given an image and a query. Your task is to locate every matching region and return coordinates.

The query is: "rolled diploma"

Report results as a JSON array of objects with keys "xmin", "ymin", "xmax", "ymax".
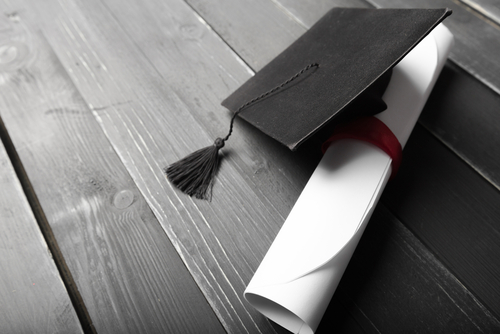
[{"xmin": 244, "ymin": 24, "xmax": 454, "ymax": 334}]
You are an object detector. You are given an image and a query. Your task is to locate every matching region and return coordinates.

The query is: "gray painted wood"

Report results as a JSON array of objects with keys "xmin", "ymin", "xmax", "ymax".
[
  {"xmin": 419, "ymin": 61, "xmax": 500, "ymax": 194},
  {"xmin": 322, "ymin": 204, "xmax": 500, "ymax": 333},
  {"xmin": 188, "ymin": 0, "xmax": 305, "ymax": 71},
  {"xmin": 364, "ymin": 0, "xmax": 500, "ymax": 96},
  {"xmin": 459, "ymin": 0, "xmax": 500, "ymax": 25},
  {"xmin": 382, "ymin": 125, "xmax": 500, "ymax": 319},
  {"xmin": 0, "ymin": 140, "xmax": 83, "ymax": 333},
  {"xmin": 0, "ymin": 6, "xmax": 224, "ymax": 334},
  {"xmin": 29, "ymin": 0, "xmax": 311, "ymax": 332},
  {"xmin": 1, "ymin": 0, "xmax": 498, "ymax": 333},
  {"xmin": 275, "ymin": 0, "xmax": 369, "ymax": 28}
]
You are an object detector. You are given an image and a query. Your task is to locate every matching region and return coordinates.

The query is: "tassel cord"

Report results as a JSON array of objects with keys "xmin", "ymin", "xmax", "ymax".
[{"xmin": 222, "ymin": 63, "xmax": 319, "ymax": 143}]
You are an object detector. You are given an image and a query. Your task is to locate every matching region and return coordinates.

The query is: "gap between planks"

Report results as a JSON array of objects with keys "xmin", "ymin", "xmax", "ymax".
[{"xmin": 0, "ymin": 115, "xmax": 96, "ymax": 334}]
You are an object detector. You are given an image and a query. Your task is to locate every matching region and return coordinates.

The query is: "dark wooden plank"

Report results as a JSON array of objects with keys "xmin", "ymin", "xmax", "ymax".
[
  {"xmin": 382, "ymin": 125, "xmax": 500, "ymax": 319},
  {"xmin": 420, "ymin": 61, "xmax": 500, "ymax": 188},
  {"xmin": 0, "ymin": 139, "xmax": 83, "ymax": 333},
  {"xmin": 459, "ymin": 0, "xmax": 500, "ymax": 25},
  {"xmin": 322, "ymin": 204, "xmax": 500, "ymax": 333},
  {"xmin": 0, "ymin": 7, "xmax": 225, "ymax": 334}
]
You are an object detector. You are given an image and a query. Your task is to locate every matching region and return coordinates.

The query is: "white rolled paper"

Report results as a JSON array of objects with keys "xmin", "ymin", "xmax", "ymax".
[{"xmin": 245, "ymin": 24, "xmax": 454, "ymax": 334}]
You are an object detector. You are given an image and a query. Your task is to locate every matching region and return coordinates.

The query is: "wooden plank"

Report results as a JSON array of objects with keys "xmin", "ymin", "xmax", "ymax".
[
  {"xmin": 323, "ymin": 204, "xmax": 500, "ymax": 333},
  {"xmin": 459, "ymin": 0, "xmax": 500, "ymax": 26},
  {"xmin": 274, "ymin": 0, "xmax": 369, "ymax": 29},
  {"xmin": 17, "ymin": 0, "xmax": 500, "ymax": 332},
  {"xmin": 382, "ymin": 124, "xmax": 500, "ymax": 319},
  {"xmin": 420, "ymin": 61, "xmax": 500, "ymax": 189},
  {"xmin": 29, "ymin": 0, "xmax": 313, "ymax": 332},
  {"xmin": 0, "ymin": 137, "xmax": 83, "ymax": 333},
  {"xmin": 187, "ymin": 0, "xmax": 305, "ymax": 71},
  {"xmin": 0, "ymin": 8, "xmax": 225, "ymax": 334}
]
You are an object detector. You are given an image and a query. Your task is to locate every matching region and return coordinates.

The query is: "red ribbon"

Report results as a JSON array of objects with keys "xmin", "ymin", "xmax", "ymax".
[{"xmin": 321, "ymin": 117, "xmax": 402, "ymax": 179}]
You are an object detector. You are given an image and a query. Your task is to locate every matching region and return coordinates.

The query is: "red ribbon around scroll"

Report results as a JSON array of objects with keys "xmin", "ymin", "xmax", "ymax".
[{"xmin": 322, "ymin": 117, "xmax": 403, "ymax": 179}]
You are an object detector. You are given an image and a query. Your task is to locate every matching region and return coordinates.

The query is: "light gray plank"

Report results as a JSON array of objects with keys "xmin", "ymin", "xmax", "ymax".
[
  {"xmin": 0, "ymin": 6, "xmax": 225, "ymax": 334},
  {"xmin": 21, "ymin": 0, "xmax": 500, "ymax": 332},
  {"xmin": 273, "ymin": 0, "xmax": 368, "ymax": 29},
  {"xmin": 25, "ymin": 0, "xmax": 310, "ymax": 332},
  {"xmin": 0, "ymin": 138, "xmax": 83, "ymax": 333},
  {"xmin": 187, "ymin": 0, "xmax": 305, "ymax": 71}
]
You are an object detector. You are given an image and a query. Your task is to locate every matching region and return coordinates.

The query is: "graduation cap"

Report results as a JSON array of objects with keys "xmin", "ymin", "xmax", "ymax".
[{"xmin": 165, "ymin": 7, "xmax": 452, "ymax": 200}]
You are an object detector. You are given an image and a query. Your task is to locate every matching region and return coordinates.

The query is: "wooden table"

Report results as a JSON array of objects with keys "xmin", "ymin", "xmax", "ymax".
[{"xmin": 1, "ymin": 0, "xmax": 500, "ymax": 333}]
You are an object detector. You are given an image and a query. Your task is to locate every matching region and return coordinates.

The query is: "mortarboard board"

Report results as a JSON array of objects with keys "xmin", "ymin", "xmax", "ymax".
[
  {"xmin": 166, "ymin": 7, "xmax": 452, "ymax": 199},
  {"xmin": 222, "ymin": 7, "xmax": 451, "ymax": 150}
]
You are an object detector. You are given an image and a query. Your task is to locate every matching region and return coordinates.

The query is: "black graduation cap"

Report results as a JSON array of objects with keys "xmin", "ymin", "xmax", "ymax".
[{"xmin": 166, "ymin": 7, "xmax": 452, "ymax": 199}]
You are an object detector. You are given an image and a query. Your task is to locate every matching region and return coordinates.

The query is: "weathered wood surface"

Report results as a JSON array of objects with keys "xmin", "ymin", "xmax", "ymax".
[
  {"xmin": 325, "ymin": 204, "xmax": 500, "ymax": 333},
  {"xmin": 382, "ymin": 124, "xmax": 500, "ymax": 319},
  {"xmin": 0, "ymin": 138, "xmax": 83, "ymax": 333},
  {"xmin": 0, "ymin": 0, "xmax": 499, "ymax": 333},
  {"xmin": 0, "ymin": 6, "xmax": 224, "ymax": 333},
  {"xmin": 459, "ymin": 0, "xmax": 500, "ymax": 25}
]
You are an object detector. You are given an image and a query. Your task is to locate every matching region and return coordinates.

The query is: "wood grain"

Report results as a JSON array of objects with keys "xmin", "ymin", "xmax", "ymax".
[
  {"xmin": 382, "ymin": 125, "xmax": 500, "ymax": 319},
  {"xmin": 275, "ymin": 0, "xmax": 369, "ymax": 28},
  {"xmin": 324, "ymin": 204, "xmax": 500, "ymax": 333},
  {"xmin": 2, "ymin": 0, "xmax": 497, "ymax": 333},
  {"xmin": 459, "ymin": 0, "xmax": 500, "ymax": 25},
  {"xmin": 28, "ymin": 0, "xmax": 319, "ymax": 332},
  {"xmin": 420, "ymin": 61, "xmax": 500, "ymax": 189},
  {"xmin": 8, "ymin": 0, "xmax": 292, "ymax": 332},
  {"xmin": 186, "ymin": 0, "xmax": 305, "ymax": 71},
  {"xmin": 0, "ymin": 137, "xmax": 83, "ymax": 333},
  {"xmin": 0, "ymin": 9, "xmax": 224, "ymax": 334}
]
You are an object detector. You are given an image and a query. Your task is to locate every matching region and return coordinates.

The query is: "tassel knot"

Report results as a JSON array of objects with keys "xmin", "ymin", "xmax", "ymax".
[
  {"xmin": 214, "ymin": 137, "xmax": 225, "ymax": 149},
  {"xmin": 165, "ymin": 138, "xmax": 225, "ymax": 201}
]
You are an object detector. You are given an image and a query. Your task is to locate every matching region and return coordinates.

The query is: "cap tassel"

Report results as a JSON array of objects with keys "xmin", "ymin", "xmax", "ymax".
[
  {"xmin": 165, "ymin": 138, "xmax": 225, "ymax": 200},
  {"xmin": 165, "ymin": 63, "xmax": 319, "ymax": 200}
]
